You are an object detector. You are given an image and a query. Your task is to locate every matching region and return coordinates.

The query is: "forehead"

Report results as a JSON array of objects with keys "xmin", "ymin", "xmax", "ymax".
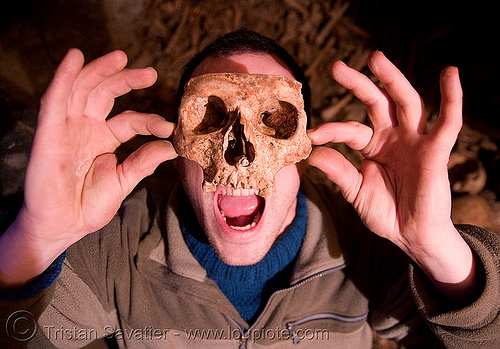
[{"xmin": 191, "ymin": 53, "xmax": 295, "ymax": 80}]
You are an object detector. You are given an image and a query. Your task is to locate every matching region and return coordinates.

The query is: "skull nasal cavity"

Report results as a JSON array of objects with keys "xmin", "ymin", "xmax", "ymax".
[
  {"xmin": 194, "ymin": 95, "xmax": 229, "ymax": 135},
  {"xmin": 224, "ymin": 119, "xmax": 255, "ymax": 167}
]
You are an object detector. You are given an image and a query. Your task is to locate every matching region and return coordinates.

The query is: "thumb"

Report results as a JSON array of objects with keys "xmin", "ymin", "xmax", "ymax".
[
  {"xmin": 117, "ymin": 140, "xmax": 178, "ymax": 196},
  {"xmin": 307, "ymin": 146, "xmax": 361, "ymax": 203}
]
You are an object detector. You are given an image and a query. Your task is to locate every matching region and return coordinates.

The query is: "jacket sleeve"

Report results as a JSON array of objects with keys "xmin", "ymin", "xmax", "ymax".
[
  {"xmin": 0, "ymin": 218, "xmax": 124, "ymax": 348},
  {"xmin": 410, "ymin": 224, "xmax": 500, "ymax": 348},
  {"xmin": 0, "ymin": 211, "xmax": 62, "ymax": 347},
  {"xmin": 0, "ymin": 259, "xmax": 121, "ymax": 348},
  {"xmin": 0, "ymin": 252, "xmax": 66, "ymax": 301},
  {"xmin": 0, "ymin": 188, "xmax": 153, "ymax": 348}
]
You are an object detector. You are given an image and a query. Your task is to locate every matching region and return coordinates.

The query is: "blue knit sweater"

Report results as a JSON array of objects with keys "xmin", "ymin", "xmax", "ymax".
[{"xmin": 180, "ymin": 191, "xmax": 307, "ymax": 323}]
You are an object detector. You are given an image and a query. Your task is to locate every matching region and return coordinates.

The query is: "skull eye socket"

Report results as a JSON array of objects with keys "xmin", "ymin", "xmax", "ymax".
[
  {"xmin": 193, "ymin": 95, "xmax": 229, "ymax": 135},
  {"xmin": 260, "ymin": 100, "xmax": 298, "ymax": 139}
]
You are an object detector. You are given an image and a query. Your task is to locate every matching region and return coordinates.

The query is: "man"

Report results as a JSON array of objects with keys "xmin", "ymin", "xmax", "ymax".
[{"xmin": 0, "ymin": 29, "xmax": 499, "ymax": 348}]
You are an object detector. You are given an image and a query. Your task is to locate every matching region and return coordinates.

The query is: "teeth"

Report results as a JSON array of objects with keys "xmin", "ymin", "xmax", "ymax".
[
  {"xmin": 220, "ymin": 187, "xmax": 258, "ymax": 196},
  {"xmin": 220, "ymin": 211, "xmax": 257, "ymax": 231},
  {"xmin": 231, "ymin": 222, "xmax": 256, "ymax": 231}
]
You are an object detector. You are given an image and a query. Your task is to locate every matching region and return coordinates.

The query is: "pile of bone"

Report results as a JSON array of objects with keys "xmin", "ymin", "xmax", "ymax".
[
  {"xmin": 449, "ymin": 124, "xmax": 500, "ymax": 233},
  {"xmin": 132, "ymin": 0, "xmax": 372, "ymax": 126}
]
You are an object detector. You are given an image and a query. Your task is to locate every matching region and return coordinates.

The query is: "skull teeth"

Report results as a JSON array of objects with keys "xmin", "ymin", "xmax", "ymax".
[{"xmin": 220, "ymin": 187, "xmax": 258, "ymax": 196}]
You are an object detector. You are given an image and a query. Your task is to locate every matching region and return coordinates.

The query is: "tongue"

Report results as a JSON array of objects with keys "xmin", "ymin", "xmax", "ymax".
[{"xmin": 217, "ymin": 194, "xmax": 261, "ymax": 218}]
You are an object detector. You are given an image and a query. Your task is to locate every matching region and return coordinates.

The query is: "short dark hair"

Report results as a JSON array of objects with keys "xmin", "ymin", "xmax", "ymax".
[{"xmin": 176, "ymin": 29, "xmax": 311, "ymax": 121}]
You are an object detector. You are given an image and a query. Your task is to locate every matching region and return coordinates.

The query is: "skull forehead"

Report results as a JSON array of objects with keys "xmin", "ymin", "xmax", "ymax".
[{"xmin": 182, "ymin": 73, "xmax": 304, "ymax": 110}]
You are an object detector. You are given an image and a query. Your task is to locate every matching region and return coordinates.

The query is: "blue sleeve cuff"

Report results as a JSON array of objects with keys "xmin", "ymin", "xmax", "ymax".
[{"xmin": 0, "ymin": 250, "xmax": 66, "ymax": 300}]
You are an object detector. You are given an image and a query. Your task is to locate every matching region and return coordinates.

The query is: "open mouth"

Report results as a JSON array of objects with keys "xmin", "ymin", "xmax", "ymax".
[{"xmin": 217, "ymin": 188, "xmax": 265, "ymax": 231}]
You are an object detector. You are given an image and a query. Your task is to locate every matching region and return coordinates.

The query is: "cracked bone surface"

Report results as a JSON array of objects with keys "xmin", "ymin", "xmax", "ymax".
[{"xmin": 173, "ymin": 73, "xmax": 312, "ymax": 197}]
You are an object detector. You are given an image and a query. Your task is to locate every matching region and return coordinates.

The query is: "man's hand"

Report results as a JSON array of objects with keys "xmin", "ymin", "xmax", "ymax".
[
  {"xmin": 0, "ymin": 49, "xmax": 177, "ymax": 287},
  {"xmin": 307, "ymin": 51, "xmax": 478, "ymax": 304}
]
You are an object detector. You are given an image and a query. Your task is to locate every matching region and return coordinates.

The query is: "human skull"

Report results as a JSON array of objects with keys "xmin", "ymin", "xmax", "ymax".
[{"xmin": 173, "ymin": 73, "xmax": 311, "ymax": 197}]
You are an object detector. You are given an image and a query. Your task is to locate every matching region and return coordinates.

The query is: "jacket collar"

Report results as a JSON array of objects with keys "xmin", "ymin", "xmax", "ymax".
[{"xmin": 289, "ymin": 174, "xmax": 346, "ymax": 284}]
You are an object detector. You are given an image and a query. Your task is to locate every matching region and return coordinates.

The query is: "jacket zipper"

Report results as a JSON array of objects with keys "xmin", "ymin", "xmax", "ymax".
[
  {"xmin": 225, "ymin": 316, "xmax": 249, "ymax": 349},
  {"xmin": 286, "ymin": 311, "xmax": 369, "ymax": 344},
  {"xmin": 226, "ymin": 264, "xmax": 347, "ymax": 347}
]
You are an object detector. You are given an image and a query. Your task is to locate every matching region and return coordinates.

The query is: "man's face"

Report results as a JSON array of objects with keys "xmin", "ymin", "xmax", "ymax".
[{"xmin": 176, "ymin": 53, "xmax": 303, "ymax": 266}]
